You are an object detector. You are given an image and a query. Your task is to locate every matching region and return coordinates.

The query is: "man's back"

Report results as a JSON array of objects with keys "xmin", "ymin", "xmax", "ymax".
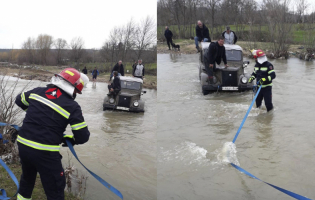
[{"xmin": 16, "ymin": 86, "xmax": 90, "ymax": 146}]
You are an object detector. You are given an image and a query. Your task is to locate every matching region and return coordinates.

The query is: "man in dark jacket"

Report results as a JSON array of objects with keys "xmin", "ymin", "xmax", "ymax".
[
  {"xmin": 82, "ymin": 66, "xmax": 87, "ymax": 74},
  {"xmin": 108, "ymin": 71, "xmax": 121, "ymax": 96},
  {"xmin": 110, "ymin": 60, "xmax": 124, "ymax": 80},
  {"xmin": 248, "ymin": 49, "xmax": 276, "ymax": 112},
  {"xmin": 206, "ymin": 36, "xmax": 228, "ymax": 83},
  {"xmin": 15, "ymin": 68, "xmax": 90, "ymax": 200},
  {"xmin": 164, "ymin": 26, "xmax": 173, "ymax": 50},
  {"xmin": 222, "ymin": 26, "xmax": 238, "ymax": 44},
  {"xmin": 195, "ymin": 20, "xmax": 211, "ymax": 52},
  {"xmin": 91, "ymin": 67, "xmax": 99, "ymax": 82}
]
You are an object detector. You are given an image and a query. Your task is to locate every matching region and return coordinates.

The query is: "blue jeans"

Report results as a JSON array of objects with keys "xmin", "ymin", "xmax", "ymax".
[
  {"xmin": 194, "ymin": 37, "xmax": 209, "ymax": 48},
  {"xmin": 110, "ymin": 72, "xmax": 121, "ymax": 79}
]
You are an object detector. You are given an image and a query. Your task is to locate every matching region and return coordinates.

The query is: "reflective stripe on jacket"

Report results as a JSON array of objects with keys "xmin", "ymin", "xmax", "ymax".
[
  {"xmin": 15, "ymin": 86, "xmax": 90, "ymax": 151},
  {"xmin": 250, "ymin": 61, "xmax": 276, "ymax": 87}
]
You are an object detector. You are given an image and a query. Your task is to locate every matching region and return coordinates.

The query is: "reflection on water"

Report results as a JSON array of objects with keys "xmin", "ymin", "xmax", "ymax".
[{"xmin": 157, "ymin": 54, "xmax": 315, "ymax": 200}]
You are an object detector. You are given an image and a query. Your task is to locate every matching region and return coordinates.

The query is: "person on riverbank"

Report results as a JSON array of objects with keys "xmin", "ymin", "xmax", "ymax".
[
  {"xmin": 82, "ymin": 66, "xmax": 87, "ymax": 75},
  {"xmin": 195, "ymin": 20, "xmax": 211, "ymax": 53},
  {"xmin": 91, "ymin": 67, "xmax": 99, "ymax": 82},
  {"xmin": 15, "ymin": 68, "xmax": 90, "ymax": 200},
  {"xmin": 248, "ymin": 49, "xmax": 276, "ymax": 112},
  {"xmin": 133, "ymin": 59, "xmax": 145, "ymax": 79},
  {"xmin": 110, "ymin": 60, "xmax": 124, "ymax": 80},
  {"xmin": 206, "ymin": 36, "xmax": 228, "ymax": 83},
  {"xmin": 222, "ymin": 26, "xmax": 238, "ymax": 44},
  {"xmin": 108, "ymin": 71, "xmax": 121, "ymax": 97},
  {"xmin": 164, "ymin": 26, "xmax": 173, "ymax": 50}
]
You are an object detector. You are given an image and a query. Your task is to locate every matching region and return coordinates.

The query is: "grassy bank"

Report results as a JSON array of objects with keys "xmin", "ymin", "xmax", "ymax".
[
  {"xmin": 158, "ymin": 24, "xmax": 315, "ymax": 43},
  {"xmin": 0, "ymin": 64, "xmax": 157, "ymax": 90},
  {"xmin": 157, "ymin": 39, "xmax": 304, "ymax": 57},
  {"xmin": 0, "ymin": 163, "xmax": 81, "ymax": 200}
]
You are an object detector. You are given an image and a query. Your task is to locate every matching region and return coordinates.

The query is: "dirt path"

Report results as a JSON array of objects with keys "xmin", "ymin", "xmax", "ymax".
[
  {"xmin": 0, "ymin": 66, "xmax": 156, "ymax": 90},
  {"xmin": 157, "ymin": 40, "xmax": 304, "ymax": 59}
]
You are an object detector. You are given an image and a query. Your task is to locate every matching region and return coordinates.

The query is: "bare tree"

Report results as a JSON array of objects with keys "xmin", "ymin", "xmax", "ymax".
[
  {"xmin": 21, "ymin": 37, "xmax": 36, "ymax": 64},
  {"xmin": 54, "ymin": 38, "xmax": 68, "ymax": 65},
  {"xmin": 36, "ymin": 34, "xmax": 53, "ymax": 65},
  {"xmin": 134, "ymin": 16, "xmax": 157, "ymax": 60},
  {"xmin": 70, "ymin": 37, "xmax": 85, "ymax": 64},
  {"xmin": 295, "ymin": 0, "xmax": 309, "ymax": 23},
  {"xmin": 263, "ymin": 0, "xmax": 293, "ymax": 58}
]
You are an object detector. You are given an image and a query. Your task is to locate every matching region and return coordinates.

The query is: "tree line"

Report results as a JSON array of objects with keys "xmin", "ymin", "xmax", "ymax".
[
  {"xmin": 158, "ymin": 0, "xmax": 315, "ymax": 56},
  {"xmin": 0, "ymin": 16, "xmax": 157, "ymax": 67}
]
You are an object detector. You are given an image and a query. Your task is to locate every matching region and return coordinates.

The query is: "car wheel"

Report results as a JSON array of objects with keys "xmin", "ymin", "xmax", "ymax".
[
  {"xmin": 202, "ymin": 89, "xmax": 210, "ymax": 95},
  {"xmin": 103, "ymin": 106, "xmax": 106, "ymax": 111}
]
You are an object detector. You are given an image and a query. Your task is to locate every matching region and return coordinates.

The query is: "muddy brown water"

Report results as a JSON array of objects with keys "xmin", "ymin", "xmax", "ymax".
[
  {"xmin": 157, "ymin": 54, "xmax": 315, "ymax": 200},
  {"xmin": 7, "ymin": 79, "xmax": 156, "ymax": 200}
]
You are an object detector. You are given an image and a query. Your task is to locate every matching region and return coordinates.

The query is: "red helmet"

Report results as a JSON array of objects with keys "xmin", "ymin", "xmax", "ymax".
[
  {"xmin": 57, "ymin": 68, "xmax": 85, "ymax": 93},
  {"xmin": 253, "ymin": 49, "xmax": 265, "ymax": 59}
]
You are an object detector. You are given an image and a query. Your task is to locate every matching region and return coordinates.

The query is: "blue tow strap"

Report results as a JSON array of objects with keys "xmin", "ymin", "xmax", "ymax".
[
  {"xmin": 0, "ymin": 123, "xmax": 123, "ymax": 200},
  {"xmin": 230, "ymin": 85, "xmax": 312, "ymax": 199},
  {"xmin": 66, "ymin": 140, "xmax": 123, "ymax": 199},
  {"xmin": 0, "ymin": 123, "xmax": 20, "ymax": 200}
]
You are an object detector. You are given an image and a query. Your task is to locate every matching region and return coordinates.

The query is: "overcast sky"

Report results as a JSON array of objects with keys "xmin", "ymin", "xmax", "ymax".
[{"xmin": 0, "ymin": 0, "xmax": 157, "ymax": 49}]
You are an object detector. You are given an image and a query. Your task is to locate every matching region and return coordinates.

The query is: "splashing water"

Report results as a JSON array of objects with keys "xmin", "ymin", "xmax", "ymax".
[{"xmin": 216, "ymin": 142, "xmax": 239, "ymax": 166}]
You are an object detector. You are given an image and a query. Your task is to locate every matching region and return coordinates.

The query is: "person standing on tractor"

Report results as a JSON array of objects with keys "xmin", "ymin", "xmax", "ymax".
[
  {"xmin": 15, "ymin": 68, "xmax": 90, "ymax": 200},
  {"xmin": 248, "ymin": 49, "xmax": 276, "ymax": 112}
]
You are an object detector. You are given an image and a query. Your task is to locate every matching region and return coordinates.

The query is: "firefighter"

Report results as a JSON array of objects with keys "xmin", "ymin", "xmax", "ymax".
[
  {"xmin": 248, "ymin": 50, "xmax": 276, "ymax": 112},
  {"xmin": 15, "ymin": 68, "xmax": 90, "ymax": 200}
]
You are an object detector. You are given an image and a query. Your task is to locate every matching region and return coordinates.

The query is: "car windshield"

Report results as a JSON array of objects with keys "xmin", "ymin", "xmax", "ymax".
[
  {"xmin": 226, "ymin": 50, "xmax": 242, "ymax": 61},
  {"xmin": 121, "ymin": 80, "xmax": 141, "ymax": 90}
]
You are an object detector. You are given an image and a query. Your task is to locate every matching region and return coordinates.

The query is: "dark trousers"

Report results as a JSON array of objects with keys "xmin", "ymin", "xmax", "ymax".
[
  {"xmin": 166, "ymin": 38, "xmax": 173, "ymax": 49},
  {"xmin": 256, "ymin": 86, "xmax": 273, "ymax": 111},
  {"xmin": 108, "ymin": 85, "xmax": 119, "ymax": 96},
  {"xmin": 18, "ymin": 143, "xmax": 65, "ymax": 200},
  {"xmin": 205, "ymin": 62, "xmax": 216, "ymax": 77}
]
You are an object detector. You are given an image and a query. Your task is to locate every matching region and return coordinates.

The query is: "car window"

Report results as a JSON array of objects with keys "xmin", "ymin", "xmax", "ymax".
[
  {"xmin": 121, "ymin": 80, "xmax": 141, "ymax": 90},
  {"xmin": 226, "ymin": 50, "xmax": 242, "ymax": 61}
]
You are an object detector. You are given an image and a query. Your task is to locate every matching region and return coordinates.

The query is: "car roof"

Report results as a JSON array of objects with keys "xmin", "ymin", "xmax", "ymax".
[
  {"xmin": 119, "ymin": 76, "xmax": 143, "ymax": 84},
  {"xmin": 201, "ymin": 42, "xmax": 243, "ymax": 51}
]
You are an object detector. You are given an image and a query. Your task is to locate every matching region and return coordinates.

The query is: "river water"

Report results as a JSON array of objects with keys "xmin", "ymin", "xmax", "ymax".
[
  {"xmin": 157, "ymin": 54, "xmax": 315, "ymax": 200},
  {"xmin": 7, "ymin": 78, "xmax": 156, "ymax": 200}
]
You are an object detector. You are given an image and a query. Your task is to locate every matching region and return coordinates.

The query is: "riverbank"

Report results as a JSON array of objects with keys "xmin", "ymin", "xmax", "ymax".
[
  {"xmin": 0, "ymin": 163, "xmax": 81, "ymax": 200},
  {"xmin": 0, "ymin": 65, "xmax": 157, "ymax": 90},
  {"xmin": 157, "ymin": 39, "xmax": 307, "ymax": 59}
]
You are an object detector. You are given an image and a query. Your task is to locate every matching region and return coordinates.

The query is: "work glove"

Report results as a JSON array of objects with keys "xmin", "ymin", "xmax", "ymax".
[
  {"xmin": 62, "ymin": 135, "xmax": 76, "ymax": 147},
  {"xmin": 260, "ymin": 78, "xmax": 267, "ymax": 85},
  {"xmin": 248, "ymin": 76, "xmax": 255, "ymax": 83}
]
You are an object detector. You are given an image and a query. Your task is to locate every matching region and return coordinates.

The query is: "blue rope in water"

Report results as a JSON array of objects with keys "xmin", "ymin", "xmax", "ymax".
[
  {"xmin": 0, "ymin": 123, "xmax": 123, "ymax": 199},
  {"xmin": 230, "ymin": 84, "xmax": 312, "ymax": 199},
  {"xmin": 232, "ymin": 84, "xmax": 262, "ymax": 143}
]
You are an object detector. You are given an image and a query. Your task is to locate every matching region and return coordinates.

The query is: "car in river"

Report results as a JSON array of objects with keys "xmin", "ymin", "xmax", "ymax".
[
  {"xmin": 103, "ymin": 76, "xmax": 146, "ymax": 112},
  {"xmin": 198, "ymin": 42, "xmax": 253, "ymax": 95}
]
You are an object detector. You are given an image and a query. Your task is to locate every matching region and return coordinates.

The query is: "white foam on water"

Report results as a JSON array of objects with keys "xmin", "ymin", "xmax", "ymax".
[
  {"xmin": 214, "ymin": 142, "xmax": 240, "ymax": 166},
  {"xmin": 159, "ymin": 142, "xmax": 210, "ymax": 166}
]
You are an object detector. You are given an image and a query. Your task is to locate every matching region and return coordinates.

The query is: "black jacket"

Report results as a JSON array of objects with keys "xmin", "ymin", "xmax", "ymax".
[
  {"xmin": 111, "ymin": 76, "xmax": 121, "ymax": 91},
  {"xmin": 251, "ymin": 61, "xmax": 276, "ymax": 87},
  {"xmin": 111, "ymin": 63, "xmax": 124, "ymax": 76},
  {"xmin": 208, "ymin": 42, "xmax": 227, "ymax": 65},
  {"xmin": 221, "ymin": 31, "xmax": 238, "ymax": 44},
  {"xmin": 82, "ymin": 68, "xmax": 87, "ymax": 74},
  {"xmin": 15, "ymin": 86, "xmax": 90, "ymax": 148},
  {"xmin": 196, "ymin": 24, "xmax": 211, "ymax": 42},
  {"xmin": 164, "ymin": 29, "xmax": 173, "ymax": 39}
]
